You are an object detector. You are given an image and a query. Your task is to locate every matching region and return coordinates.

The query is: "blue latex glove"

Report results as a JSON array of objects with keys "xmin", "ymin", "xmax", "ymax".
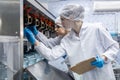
[
  {"xmin": 24, "ymin": 28, "xmax": 36, "ymax": 45},
  {"xmin": 91, "ymin": 55, "xmax": 104, "ymax": 68},
  {"xmin": 27, "ymin": 25, "xmax": 38, "ymax": 36}
]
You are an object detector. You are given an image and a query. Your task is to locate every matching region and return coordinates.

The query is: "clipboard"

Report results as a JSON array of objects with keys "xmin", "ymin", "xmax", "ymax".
[{"xmin": 70, "ymin": 57, "xmax": 96, "ymax": 74}]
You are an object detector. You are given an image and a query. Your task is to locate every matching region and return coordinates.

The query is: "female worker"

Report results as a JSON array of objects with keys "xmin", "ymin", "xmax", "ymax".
[
  {"xmin": 24, "ymin": 4, "xmax": 119, "ymax": 80},
  {"xmin": 26, "ymin": 17, "xmax": 71, "ymax": 72}
]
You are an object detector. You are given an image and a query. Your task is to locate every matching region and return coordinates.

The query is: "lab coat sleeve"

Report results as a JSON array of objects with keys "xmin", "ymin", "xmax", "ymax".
[
  {"xmin": 98, "ymin": 24, "xmax": 119, "ymax": 62},
  {"xmin": 36, "ymin": 32, "xmax": 63, "ymax": 48},
  {"xmin": 35, "ymin": 41, "xmax": 66, "ymax": 61}
]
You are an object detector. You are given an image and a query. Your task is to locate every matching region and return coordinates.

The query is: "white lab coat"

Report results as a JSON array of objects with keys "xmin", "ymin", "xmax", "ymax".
[
  {"xmin": 36, "ymin": 32, "xmax": 62, "ymax": 48},
  {"xmin": 36, "ymin": 32, "xmax": 69, "ymax": 72},
  {"xmin": 35, "ymin": 23, "xmax": 119, "ymax": 80}
]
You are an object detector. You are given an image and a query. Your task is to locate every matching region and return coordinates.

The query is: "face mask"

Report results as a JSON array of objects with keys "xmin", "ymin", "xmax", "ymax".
[
  {"xmin": 72, "ymin": 20, "xmax": 83, "ymax": 33},
  {"xmin": 61, "ymin": 17, "xmax": 79, "ymax": 32},
  {"xmin": 63, "ymin": 19, "xmax": 74, "ymax": 29}
]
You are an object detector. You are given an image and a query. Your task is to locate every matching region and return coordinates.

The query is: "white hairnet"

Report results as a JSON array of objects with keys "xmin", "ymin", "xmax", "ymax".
[
  {"xmin": 55, "ymin": 16, "xmax": 62, "ymax": 27},
  {"xmin": 60, "ymin": 4, "xmax": 85, "ymax": 21}
]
